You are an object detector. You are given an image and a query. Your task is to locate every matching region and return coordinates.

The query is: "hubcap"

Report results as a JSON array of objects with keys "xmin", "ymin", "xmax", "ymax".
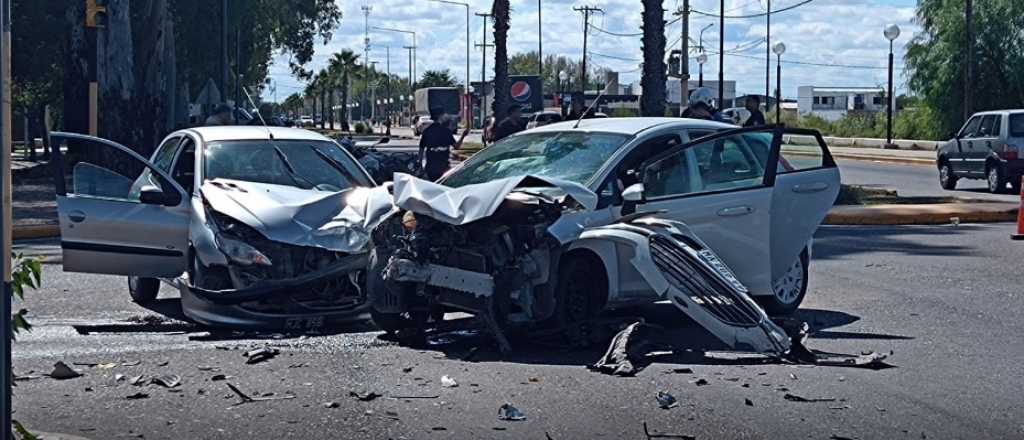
[
  {"xmin": 989, "ymin": 168, "xmax": 1000, "ymax": 191},
  {"xmin": 940, "ymin": 166, "xmax": 949, "ymax": 185},
  {"xmin": 772, "ymin": 257, "xmax": 805, "ymax": 305}
]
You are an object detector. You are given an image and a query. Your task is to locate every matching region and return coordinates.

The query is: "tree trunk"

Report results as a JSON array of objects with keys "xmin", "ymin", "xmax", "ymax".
[
  {"xmin": 96, "ymin": 0, "xmax": 135, "ymax": 147},
  {"xmin": 340, "ymin": 71, "xmax": 350, "ymax": 132},
  {"xmin": 491, "ymin": 0, "xmax": 511, "ymax": 121},
  {"xmin": 640, "ymin": 0, "xmax": 666, "ymax": 117},
  {"xmin": 63, "ymin": 1, "xmax": 90, "ymax": 148},
  {"xmin": 132, "ymin": 0, "xmax": 176, "ymax": 156}
]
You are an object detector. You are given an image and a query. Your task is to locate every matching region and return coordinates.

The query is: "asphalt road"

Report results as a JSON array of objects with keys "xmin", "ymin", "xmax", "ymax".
[
  {"xmin": 837, "ymin": 159, "xmax": 1019, "ymax": 202},
  {"xmin": 10, "ymin": 223, "xmax": 1024, "ymax": 439}
]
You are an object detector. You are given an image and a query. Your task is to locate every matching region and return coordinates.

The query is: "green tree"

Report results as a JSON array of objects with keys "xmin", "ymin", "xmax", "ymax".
[
  {"xmin": 640, "ymin": 0, "xmax": 666, "ymax": 116},
  {"xmin": 327, "ymin": 50, "xmax": 361, "ymax": 130},
  {"xmin": 905, "ymin": 0, "xmax": 1024, "ymax": 135},
  {"xmin": 282, "ymin": 92, "xmax": 304, "ymax": 115},
  {"xmin": 418, "ymin": 69, "xmax": 458, "ymax": 88},
  {"xmin": 491, "ymin": 0, "xmax": 511, "ymax": 121}
]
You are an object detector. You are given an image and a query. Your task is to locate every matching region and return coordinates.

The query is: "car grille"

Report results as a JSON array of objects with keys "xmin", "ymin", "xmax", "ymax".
[{"xmin": 648, "ymin": 235, "xmax": 761, "ymax": 327}]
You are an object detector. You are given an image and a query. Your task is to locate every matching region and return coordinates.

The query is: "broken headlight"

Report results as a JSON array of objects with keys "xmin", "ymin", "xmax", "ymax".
[{"xmin": 215, "ymin": 234, "xmax": 273, "ymax": 267}]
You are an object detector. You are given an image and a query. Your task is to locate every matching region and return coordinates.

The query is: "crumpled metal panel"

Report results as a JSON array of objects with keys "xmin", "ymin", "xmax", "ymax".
[
  {"xmin": 201, "ymin": 180, "xmax": 394, "ymax": 253},
  {"xmin": 390, "ymin": 173, "xmax": 598, "ymax": 226}
]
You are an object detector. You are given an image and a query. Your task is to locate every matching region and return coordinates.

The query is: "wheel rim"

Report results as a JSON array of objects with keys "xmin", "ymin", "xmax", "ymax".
[
  {"xmin": 988, "ymin": 167, "xmax": 999, "ymax": 192},
  {"xmin": 940, "ymin": 165, "xmax": 950, "ymax": 186},
  {"xmin": 128, "ymin": 276, "xmax": 138, "ymax": 292},
  {"xmin": 772, "ymin": 257, "xmax": 805, "ymax": 305}
]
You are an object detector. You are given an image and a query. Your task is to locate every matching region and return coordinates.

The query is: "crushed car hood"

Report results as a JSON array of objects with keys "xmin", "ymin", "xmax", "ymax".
[
  {"xmin": 201, "ymin": 179, "xmax": 394, "ymax": 253},
  {"xmin": 391, "ymin": 173, "xmax": 598, "ymax": 226}
]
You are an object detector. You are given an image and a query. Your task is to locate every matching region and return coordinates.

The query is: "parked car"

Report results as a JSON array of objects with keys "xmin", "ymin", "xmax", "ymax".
[
  {"xmin": 413, "ymin": 115, "xmax": 433, "ymax": 136},
  {"xmin": 48, "ymin": 127, "xmax": 386, "ymax": 331},
  {"xmin": 366, "ymin": 119, "xmax": 840, "ymax": 354},
  {"xmin": 937, "ymin": 109, "xmax": 1024, "ymax": 193},
  {"xmin": 526, "ymin": 111, "xmax": 563, "ymax": 129},
  {"xmin": 298, "ymin": 115, "xmax": 315, "ymax": 127}
]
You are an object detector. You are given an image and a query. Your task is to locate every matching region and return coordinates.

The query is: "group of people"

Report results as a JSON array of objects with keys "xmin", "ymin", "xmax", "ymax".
[{"xmin": 682, "ymin": 86, "xmax": 766, "ymax": 127}]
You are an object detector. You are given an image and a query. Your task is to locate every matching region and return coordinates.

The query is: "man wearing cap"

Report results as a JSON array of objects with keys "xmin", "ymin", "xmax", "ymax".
[
  {"xmin": 419, "ymin": 106, "xmax": 470, "ymax": 181},
  {"xmin": 204, "ymin": 104, "xmax": 234, "ymax": 126},
  {"xmin": 492, "ymin": 104, "xmax": 525, "ymax": 142}
]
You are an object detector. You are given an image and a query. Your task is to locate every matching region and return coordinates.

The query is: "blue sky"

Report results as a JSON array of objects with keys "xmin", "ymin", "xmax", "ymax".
[{"xmin": 263, "ymin": 0, "xmax": 921, "ymax": 102}]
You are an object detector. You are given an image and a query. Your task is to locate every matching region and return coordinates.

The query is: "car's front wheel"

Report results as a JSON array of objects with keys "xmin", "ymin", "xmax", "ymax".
[
  {"xmin": 127, "ymin": 276, "xmax": 160, "ymax": 304},
  {"xmin": 759, "ymin": 251, "xmax": 809, "ymax": 316},
  {"xmin": 939, "ymin": 161, "xmax": 958, "ymax": 190}
]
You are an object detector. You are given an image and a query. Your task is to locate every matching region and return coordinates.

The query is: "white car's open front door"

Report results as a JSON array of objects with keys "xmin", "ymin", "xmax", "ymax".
[{"xmin": 50, "ymin": 132, "xmax": 190, "ymax": 277}]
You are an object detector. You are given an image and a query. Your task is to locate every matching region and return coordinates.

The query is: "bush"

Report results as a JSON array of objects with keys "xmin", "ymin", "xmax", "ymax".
[{"xmin": 353, "ymin": 122, "xmax": 371, "ymax": 134}]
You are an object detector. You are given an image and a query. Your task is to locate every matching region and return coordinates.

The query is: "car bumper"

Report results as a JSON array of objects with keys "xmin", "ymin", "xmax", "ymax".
[{"xmin": 179, "ymin": 253, "xmax": 372, "ymax": 331}]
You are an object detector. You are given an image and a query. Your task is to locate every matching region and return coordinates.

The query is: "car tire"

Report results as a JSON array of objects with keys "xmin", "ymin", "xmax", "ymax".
[
  {"xmin": 939, "ymin": 161, "xmax": 958, "ymax": 190},
  {"xmin": 552, "ymin": 255, "xmax": 607, "ymax": 346},
  {"xmin": 759, "ymin": 250, "xmax": 809, "ymax": 316},
  {"xmin": 987, "ymin": 163, "xmax": 1008, "ymax": 194},
  {"xmin": 1010, "ymin": 175, "xmax": 1022, "ymax": 195},
  {"xmin": 127, "ymin": 276, "xmax": 160, "ymax": 304}
]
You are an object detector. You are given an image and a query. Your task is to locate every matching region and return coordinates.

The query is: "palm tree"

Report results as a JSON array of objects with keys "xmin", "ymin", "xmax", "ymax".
[
  {"xmin": 491, "ymin": 0, "xmax": 511, "ymax": 121},
  {"xmin": 640, "ymin": 0, "xmax": 667, "ymax": 116},
  {"xmin": 419, "ymin": 69, "xmax": 458, "ymax": 88},
  {"xmin": 328, "ymin": 50, "xmax": 361, "ymax": 132}
]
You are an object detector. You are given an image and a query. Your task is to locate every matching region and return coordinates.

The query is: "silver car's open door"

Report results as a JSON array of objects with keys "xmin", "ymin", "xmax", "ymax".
[{"xmin": 50, "ymin": 132, "xmax": 190, "ymax": 277}]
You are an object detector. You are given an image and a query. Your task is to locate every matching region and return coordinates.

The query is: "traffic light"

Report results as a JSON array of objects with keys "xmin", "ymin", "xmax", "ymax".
[{"xmin": 85, "ymin": 0, "xmax": 107, "ymax": 28}]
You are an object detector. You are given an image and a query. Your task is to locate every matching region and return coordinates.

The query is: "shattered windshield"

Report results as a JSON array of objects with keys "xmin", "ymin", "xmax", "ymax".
[
  {"xmin": 442, "ymin": 131, "xmax": 631, "ymax": 187},
  {"xmin": 203, "ymin": 140, "xmax": 371, "ymax": 191}
]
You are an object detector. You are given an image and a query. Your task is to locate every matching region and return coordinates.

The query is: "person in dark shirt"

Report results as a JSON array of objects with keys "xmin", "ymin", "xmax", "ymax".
[
  {"xmin": 419, "ymin": 107, "xmax": 469, "ymax": 181},
  {"xmin": 566, "ymin": 95, "xmax": 597, "ymax": 120},
  {"xmin": 492, "ymin": 104, "xmax": 525, "ymax": 142},
  {"xmin": 743, "ymin": 95, "xmax": 766, "ymax": 127}
]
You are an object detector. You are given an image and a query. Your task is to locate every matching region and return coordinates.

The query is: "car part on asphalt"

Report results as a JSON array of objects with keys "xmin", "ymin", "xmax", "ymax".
[
  {"xmin": 655, "ymin": 391, "xmax": 678, "ymax": 409},
  {"xmin": 588, "ymin": 321, "xmax": 663, "ymax": 376},
  {"xmin": 497, "ymin": 403, "xmax": 527, "ymax": 421}
]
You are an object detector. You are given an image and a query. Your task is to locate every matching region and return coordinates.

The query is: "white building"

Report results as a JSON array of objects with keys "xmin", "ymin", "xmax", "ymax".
[
  {"xmin": 797, "ymin": 86, "xmax": 888, "ymax": 122},
  {"xmin": 666, "ymin": 79, "xmax": 737, "ymax": 108}
]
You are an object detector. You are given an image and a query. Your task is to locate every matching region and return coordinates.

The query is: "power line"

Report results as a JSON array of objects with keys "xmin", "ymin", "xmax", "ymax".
[
  {"xmin": 587, "ymin": 16, "xmax": 682, "ymax": 38},
  {"xmin": 704, "ymin": 49, "xmax": 905, "ymax": 70},
  {"xmin": 691, "ymin": 0, "xmax": 812, "ymax": 19},
  {"xmin": 590, "ymin": 51, "xmax": 641, "ymax": 62}
]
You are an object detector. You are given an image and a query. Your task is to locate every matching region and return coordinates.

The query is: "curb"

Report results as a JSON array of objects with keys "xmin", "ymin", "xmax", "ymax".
[
  {"xmin": 13, "ymin": 224, "xmax": 59, "ymax": 240},
  {"xmin": 828, "ymin": 152, "xmax": 934, "ymax": 166},
  {"xmin": 824, "ymin": 203, "xmax": 1019, "ymax": 225}
]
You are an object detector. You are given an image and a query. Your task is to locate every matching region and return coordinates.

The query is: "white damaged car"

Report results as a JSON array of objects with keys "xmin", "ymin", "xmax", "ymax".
[
  {"xmin": 49, "ymin": 127, "xmax": 393, "ymax": 331},
  {"xmin": 367, "ymin": 119, "xmax": 840, "ymax": 354}
]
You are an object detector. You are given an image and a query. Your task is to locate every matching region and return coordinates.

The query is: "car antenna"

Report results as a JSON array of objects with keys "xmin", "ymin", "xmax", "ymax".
[
  {"xmin": 242, "ymin": 86, "xmax": 273, "ymax": 140},
  {"xmin": 573, "ymin": 88, "xmax": 607, "ymax": 129}
]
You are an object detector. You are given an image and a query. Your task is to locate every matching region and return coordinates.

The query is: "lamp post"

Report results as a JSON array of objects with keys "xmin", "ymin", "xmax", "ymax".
[
  {"xmin": 696, "ymin": 53, "xmax": 707, "ymax": 87},
  {"xmin": 772, "ymin": 42, "xmax": 785, "ymax": 124},
  {"xmin": 884, "ymin": 23, "xmax": 900, "ymax": 147},
  {"xmin": 428, "ymin": 0, "xmax": 470, "ymax": 127}
]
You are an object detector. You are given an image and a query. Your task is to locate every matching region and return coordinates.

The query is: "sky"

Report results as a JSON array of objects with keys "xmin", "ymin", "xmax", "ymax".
[{"xmin": 263, "ymin": 0, "xmax": 921, "ymax": 102}]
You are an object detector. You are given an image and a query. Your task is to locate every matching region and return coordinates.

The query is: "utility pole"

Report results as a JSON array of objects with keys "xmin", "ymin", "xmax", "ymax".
[
  {"xmin": 674, "ymin": 1, "xmax": 691, "ymax": 113},
  {"xmin": 475, "ymin": 12, "xmax": 492, "ymax": 130},
  {"xmin": 765, "ymin": 0, "xmax": 770, "ymax": 106},
  {"xmin": 537, "ymin": 0, "xmax": 543, "ymax": 78},
  {"xmin": 85, "ymin": 0, "xmax": 106, "ymax": 136},
  {"xmin": 718, "ymin": 0, "xmax": 724, "ymax": 109},
  {"xmin": 963, "ymin": 0, "xmax": 973, "ymax": 123},
  {"xmin": 0, "ymin": 0, "xmax": 12, "ymax": 434},
  {"xmin": 573, "ymin": 6, "xmax": 602, "ymax": 93},
  {"xmin": 362, "ymin": 5, "xmax": 372, "ymax": 124},
  {"xmin": 221, "ymin": 0, "xmax": 228, "ymax": 106}
]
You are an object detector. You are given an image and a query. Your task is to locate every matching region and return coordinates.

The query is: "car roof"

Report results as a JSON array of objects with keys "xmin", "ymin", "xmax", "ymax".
[
  {"xmin": 183, "ymin": 126, "xmax": 332, "ymax": 142},
  {"xmin": 973, "ymin": 109, "xmax": 1024, "ymax": 116},
  {"xmin": 527, "ymin": 117, "xmax": 735, "ymax": 135}
]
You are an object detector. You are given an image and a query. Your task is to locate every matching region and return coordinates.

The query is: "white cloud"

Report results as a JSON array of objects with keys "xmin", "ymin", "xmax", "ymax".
[{"xmin": 265, "ymin": 0, "xmax": 919, "ymax": 101}]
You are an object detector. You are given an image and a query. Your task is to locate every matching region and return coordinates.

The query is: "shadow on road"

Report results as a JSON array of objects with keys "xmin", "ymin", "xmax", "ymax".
[{"xmin": 813, "ymin": 224, "xmax": 980, "ymax": 260}]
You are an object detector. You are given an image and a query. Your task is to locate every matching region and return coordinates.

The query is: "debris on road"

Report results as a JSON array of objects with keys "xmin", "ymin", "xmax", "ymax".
[
  {"xmin": 665, "ymin": 368, "xmax": 693, "ymax": 374},
  {"xmin": 150, "ymin": 375, "xmax": 181, "ymax": 388},
  {"xmin": 745, "ymin": 398, "xmax": 754, "ymax": 406},
  {"xmin": 349, "ymin": 391, "xmax": 382, "ymax": 402},
  {"xmin": 655, "ymin": 391, "xmax": 678, "ymax": 409},
  {"xmin": 226, "ymin": 383, "xmax": 296, "ymax": 406},
  {"xmin": 48, "ymin": 361, "xmax": 82, "ymax": 380},
  {"xmin": 691, "ymin": 378, "xmax": 709, "ymax": 386},
  {"xmin": 129, "ymin": 375, "xmax": 147, "ymax": 386},
  {"xmin": 243, "ymin": 346, "xmax": 280, "ymax": 364},
  {"xmin": 783, "ymin": 393, "xmax": 837, "ymax": 403},
  {"xmin": 642, "ymin": 421, "xmax": 696, "ymax": 439},
  {"xmin": 389, "ymin": 394, "xmax": 439, "ymax": 400},
  {"xmin": 324, "ymin": 401, "xmax": 339, "ymax": 408},
  {"xmin": 588, "ymin": 321, "xmax": 660, "ymax": 376},
  {"xmin": 211, "ymin": 374, "xmax": 230, "ymax": 381},
  {"xmin": 440, "ymin": 375, "xmax": 458, "ymax": 388},
  {"xmin": 497, "ymin": 403, "xmax": 526, "ymax": 421},
  {"xmin": 126, "ymin": 392, "xmax": 150, "ymax": 400}
]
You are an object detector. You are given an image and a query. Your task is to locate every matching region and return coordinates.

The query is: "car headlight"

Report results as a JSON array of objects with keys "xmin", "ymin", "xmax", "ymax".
[{"xmin": 216, "ymin": 234, "xmax": 273, "ymax": 266}]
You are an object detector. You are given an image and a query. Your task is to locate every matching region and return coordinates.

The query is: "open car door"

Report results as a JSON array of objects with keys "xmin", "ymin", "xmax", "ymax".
[{"xmin": 50, "ymin": 132, "xmax": 190, "ymax": 277}]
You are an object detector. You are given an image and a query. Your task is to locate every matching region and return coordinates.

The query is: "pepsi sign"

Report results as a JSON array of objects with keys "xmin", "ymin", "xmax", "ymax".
[{"xmin": 506, "ymin": 75, "xmax": 542, "ymax": 112}]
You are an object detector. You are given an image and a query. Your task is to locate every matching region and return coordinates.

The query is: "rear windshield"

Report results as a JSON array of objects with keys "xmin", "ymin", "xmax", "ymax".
[{"xmin": 1010, "ymin": 113, "xmax": 1024, "ymax": 137}]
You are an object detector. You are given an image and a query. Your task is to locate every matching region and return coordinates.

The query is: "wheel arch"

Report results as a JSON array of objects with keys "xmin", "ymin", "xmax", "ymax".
[{"xmin": 563, "ymin": 241, "xmax": 615, "ymax": 312}]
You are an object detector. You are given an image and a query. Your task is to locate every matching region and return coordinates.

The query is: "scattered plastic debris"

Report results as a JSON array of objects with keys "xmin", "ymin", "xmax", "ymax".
[
  {"xmin": 402, "ymin": 366, "xmax": 414, "ymax": 373},
  {"xmin": 126, "ymin": 392, "xmax": 150, "ymax": 400},
  {"xmin": 745, "ymin": 398, "xmax": 754, "ymax": 406},
  {"xmin": 211, "ymin": 374, "xmax": 229, "ymax": 381},
  {"xmin": 784, "ymin": 393, "xmax": 837, "ymax": 403},
  {"xmin": 643, "ymin": 421, "xmax": 696, "ymax": 439},
  {"xmin": 691, "ymin": 378, "xmax": 709, "ymax": 386},
  {"xmin": 244, "ymin": 346, "xmax": 280, "ymax": 364},
  {"xmin": 441, "ymin": 375, "xmax": 458, "ymax": 388},
  {"xmin": 665, "ymin": 368, "xmax": 693, "ymax": 374},
  {"xmin": 588, "ymin": 322, "xmax": 661, "ymax": 376},
  {"xmin": 497, "ymin": 403, "xmax": 527, "ymax": 421},
  {"xmin": 349, "ymin": 391, "xmax": 382, "ymax": 402},
  {"xmin": 129, "ymin": 375, "xmax": 147, "ymax": 386},
  {"xmin": 656, "ymin": 391, "xmax": 678, "ymax": 409},
  {"xmin": 226, "ymin": 383, "xmax": 295, "ymax": 406},
  {"xmin": 324, "ymin": 401, "xmax": 339, "ymax": 408},
  {"xmin": 49, "ymin": 361, "xmax": 82, "ymax": 380},
  {"xmin": 150, "ymin": 375, "xmax": 181, "ymax": 388}
]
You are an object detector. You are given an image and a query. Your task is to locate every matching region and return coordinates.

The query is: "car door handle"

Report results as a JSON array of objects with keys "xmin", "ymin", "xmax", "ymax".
[
  {"xmin": 792, "ymin": 182, "xmax": 830, "ymax": 194},
  {"xmin": 68, "ymin": 210, "xmax": 86, "ymax": 223},
  {"xmin": 717, "ymin": 206, "xmax": 753, "ymax": 217}
]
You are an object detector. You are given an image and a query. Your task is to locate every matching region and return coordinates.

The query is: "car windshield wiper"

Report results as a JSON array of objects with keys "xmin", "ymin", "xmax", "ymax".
[
  {"xmin": 272, "ymin": 145, "xmax": 316, "ymax": 188},
  {"xmin": 310, "ymin": 146, "xmax": 362, "ymax": 183}
]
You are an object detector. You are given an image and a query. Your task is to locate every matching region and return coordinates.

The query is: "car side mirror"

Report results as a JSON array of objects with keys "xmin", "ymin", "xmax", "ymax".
[
  {"xmin": 622, "ymin": 183, "xmax": 645, "ymax": 202},
  {"xmin": 139, "ymin": 185, "xmax": 177, "ymax": 206}
]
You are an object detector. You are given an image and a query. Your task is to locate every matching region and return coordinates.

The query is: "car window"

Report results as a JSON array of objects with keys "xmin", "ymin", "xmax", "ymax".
[
  {"xmin": 1010, "ymin": 114, "xmax": 1024, "ymax": 137},
  {"xmin": 50, "ymin": 136, "xmax": 178, "ymax": 203},
  {"xmin": 442, "ymin": 131, "xmax": 631, "ymax": 187},
  {"xmin": 171, "ymin": 138, "xmax": 196, "ymax": 194},
  {"xmin": 151, "ymin": 136, "xmax": 181, "ymax": 173},
  {"xmin": 644, "ymin": 131, "xmax": 770, "ymax": 198},
  {"xmin": 978, "ymin": 115, "xmax": 997, "ymax": 137},
  {"xmin": 777, "ymin": 134, "xmax": 825, "ymax": 172},
  {"xmin": 992, "ymin": 115, "xmax": 1002, "ymax": 138},
  {"xmin": 204, "ymin": 139, "xmax": 372, "ymax": 191},
  {"xmin": 959, "ymin": 116, "xmax": 982, "ymax": 138}
]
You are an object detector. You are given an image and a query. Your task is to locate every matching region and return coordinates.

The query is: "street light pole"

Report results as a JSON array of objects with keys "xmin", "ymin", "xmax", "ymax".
[
  {"xmin": 884, "ymin": 24, "xmax": 901, "ymax": 147},
  {"xmin": 765, "ymin": 0, "xmax": 770, "ymax": 105},
  {"xmin": 428, "ymin": 0, "xmax": 471, "ymax": 127},
  {"xmin": 538, "ymin": 0, "xmax": 543, "ymax": 78},
  {"xmin": 773, "ymin": 42, "xmax": 785, "ymax": 124},
  {"xmin": 718, "ymin": 0, "xmax": 724, "ymax": 108},
  {"xmin": 696, "ymin": 53, "xmax": 707, "ymax": 87},
  {"xmin": 475, "ymin": 12, "xmax": 492, "ymax": 131}
]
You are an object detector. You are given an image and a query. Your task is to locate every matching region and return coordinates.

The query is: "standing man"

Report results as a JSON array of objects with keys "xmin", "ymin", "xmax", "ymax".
[
  {"xmin": 566, "ymin": 93, "xmax": 597, "ymax": 120},
  {"xmin": 492, "ymin": 104, "xmax": 524, "ymax": 141},
  {"xmin": 205, "ymin": 104, "xmax": 234, "ymax": 126},
  {"xmin": 419, "ymin": 107, "xmax": 470, "ymax": 181},
  {"xmin": 743, "ymin": 96, "xmax": 766, "ymax": 127}
]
